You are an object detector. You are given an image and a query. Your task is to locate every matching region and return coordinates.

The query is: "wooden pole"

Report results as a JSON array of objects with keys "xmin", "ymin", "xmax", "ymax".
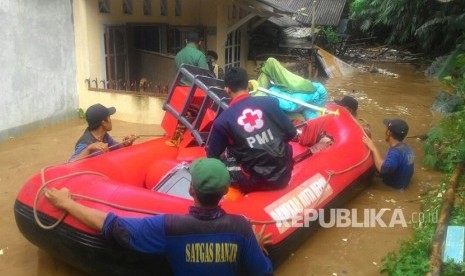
[{"xmin": 428, "ymin": 162, "xmax": 464, "ymax": 276}]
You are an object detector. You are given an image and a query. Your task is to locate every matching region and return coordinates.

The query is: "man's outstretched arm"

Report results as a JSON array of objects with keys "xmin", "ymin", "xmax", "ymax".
[
  {"xmin": 44, "ymin": 188, "xmax": 108, "ymax": 231},
  {"xmin": 363, "ymin": 136, "xmax": 384, "ymax": 172}
]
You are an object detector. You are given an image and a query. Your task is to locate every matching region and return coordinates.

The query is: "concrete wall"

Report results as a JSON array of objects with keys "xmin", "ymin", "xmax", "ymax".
[
  {"xmin": 79, "ymin": 89, "xmax": 166, "ymax": 124},
  {"xmin": 0, "ymin": 0, "xmax": 78, "ymax": 141}
]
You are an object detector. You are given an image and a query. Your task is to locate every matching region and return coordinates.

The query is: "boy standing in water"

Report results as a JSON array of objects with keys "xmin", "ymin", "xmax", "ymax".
[{"xmin": 363, "ymin": 118, "xmax": 414, "ymax": 189}]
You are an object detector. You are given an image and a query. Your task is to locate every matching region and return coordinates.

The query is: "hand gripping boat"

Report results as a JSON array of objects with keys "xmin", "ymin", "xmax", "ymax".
[{"xmin": 14, "ymin": 65, "xmax": 374, "ymax": 275}]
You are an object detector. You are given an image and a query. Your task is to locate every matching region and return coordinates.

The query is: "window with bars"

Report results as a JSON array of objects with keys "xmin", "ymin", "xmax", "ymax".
[
  {"xmin": 100, "ymin": 23, "xmax": 206, "ymax": 93},
  {"xmin": 133, "ymin": 25, "xmax": 166, "ymax": 52},
  {"xmin": 104, "ymin": 26, "xmax": 129, "ymax": 89},
  {"xmin": 224, "ymin": 30, "xmax": 241, "ymax": 69},
  {"xmin": 133, "ymin": 25, "xmax": 204, "ymax": 55}
]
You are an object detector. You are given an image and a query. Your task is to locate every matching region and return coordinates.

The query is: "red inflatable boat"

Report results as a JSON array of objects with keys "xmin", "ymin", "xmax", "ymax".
[{"xmin": 14, "ymin": 65, "xmax": 374, "ymax": 275}]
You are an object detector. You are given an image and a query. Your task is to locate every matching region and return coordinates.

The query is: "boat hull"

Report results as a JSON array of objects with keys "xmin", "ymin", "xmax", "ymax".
[
  {"xmin": 14, "ymin": 168, "xmax": 373, "ymax": 274},
  {"xmin": 266, "ymin": 167, "xmax": 374, "ymax": 266},
  {"xmin": 15, "ymin": 200, "xmax": 172, "ymax": 276}
]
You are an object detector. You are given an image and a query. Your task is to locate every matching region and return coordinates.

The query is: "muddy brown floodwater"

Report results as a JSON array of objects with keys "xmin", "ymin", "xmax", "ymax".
[{"xmin": 0, "ymin": 63, "xmax": 445, "ymax": 275}]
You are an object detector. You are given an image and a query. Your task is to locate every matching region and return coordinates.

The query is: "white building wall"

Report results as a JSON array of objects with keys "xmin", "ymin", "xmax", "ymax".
[{"xmin": 0, "ymin": 0, "xmax": 78, "ymax": 140}]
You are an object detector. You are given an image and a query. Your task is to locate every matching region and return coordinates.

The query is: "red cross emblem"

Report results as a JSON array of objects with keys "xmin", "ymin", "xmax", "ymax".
[{"xmin": 238, "ymin": 108, "xmax": 264, "ymax": 132}]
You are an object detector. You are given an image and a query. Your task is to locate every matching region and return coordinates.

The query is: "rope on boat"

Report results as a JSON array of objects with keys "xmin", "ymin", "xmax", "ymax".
[
  {"xmin": 33, "ymin": 137, "xmax": 146, "ymax": 229},
  {"xmin": 71, "ymin": 193, "xmax": 164, "ymax": 216},
  {"xmin": 70, "ymin": 135, "xmax": 144, "ymax": 163},
  {"xmin": 34, "ymin": 167, "xmax": 165, "ymax": 230},
  {"xmin": 34, "ymin": 143, "xmax": 372, "ymax": 230},
  {"xmin": 33, "ymin": 167, "xmax": 109, "ymax": 230},
  {"xmin": 70, "ymin": 142, "xmax": 123, "ymax": 163}
]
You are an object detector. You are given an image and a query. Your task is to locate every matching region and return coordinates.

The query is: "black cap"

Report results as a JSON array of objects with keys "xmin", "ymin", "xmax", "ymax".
[
  {"xmin": 335, "ymin": 96, "xmax": 358, "ymax": 113},
  {"xmin": 383, "ymin": 119, "xmax": 409, "ymax": 140},
  {"xmin": 85, "ymin": 104, "xmax": 116, "ymax": 130}
]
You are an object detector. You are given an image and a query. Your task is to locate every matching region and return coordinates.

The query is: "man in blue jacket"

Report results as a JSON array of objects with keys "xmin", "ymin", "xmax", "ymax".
[
  {"xmin": 44, "ymin": 158, "xmax": 273, "ymax": 275},
  {"xmin": 363, "ymin": 118, "xmax": 414, "ymax": 189},
  {"xmin": 207, "ymin": 67, "xmax": 297, "ymax": 193}
]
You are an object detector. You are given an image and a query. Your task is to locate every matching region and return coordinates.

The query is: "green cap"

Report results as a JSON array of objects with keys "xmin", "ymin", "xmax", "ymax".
[{"xmin": 190, "ymin": 158, "xmax": 231, "ymax": 194}]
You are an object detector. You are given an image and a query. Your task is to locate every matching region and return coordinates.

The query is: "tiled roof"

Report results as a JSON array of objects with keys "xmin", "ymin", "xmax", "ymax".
[{"xmin": 256, "ymin": 0, "xmax": 347, "ymax": 27}]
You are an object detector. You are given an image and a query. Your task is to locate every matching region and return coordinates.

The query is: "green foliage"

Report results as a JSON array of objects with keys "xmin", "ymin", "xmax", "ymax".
[
  {"xmin": 380, "ymin": 231, "xmax": 432, "ymax": 275},
  {"xmin": 449, "ymin": 205, "xmax": 465, "ymax": 225},
  {"xmin": 78, "ymin": 108, "xmax": 85, "ymax": 119},
  {"xmin": 349, "ymin": 0, "xmax": 377, "ymax": 33},
  {"xmin": 424, "ymin": 109, "xmax": 465, "ymax": 172},
  {"xmin": 349, "ymin": 0, "xmax": 465, "ymax": 55},
  {"xmin": 320, "ymin": 27, "xmax": 342, "ymax": 47},
  {"xmin": 416, "ymin": 10, "xmax": 465, "ymax": 55},
  {"xmin": 433, "ymin": 50, "xmax": 461, "ymax": 79},
  {"xmin": 442, "ymin": 260, "xmax": 465, "ymax": 276},
  {"xmin": 423, "ymin": 44, "xmax": 465, "ymax": 173},
  {"xmin": 381, "ymin": 179, "xmax": 465, "ymax": 275},
  {"xmin": 425, "ymin": 37, "xmax": 465, "ymax": 78},
  {"xmin": 446, "ymin": 51, "xmax": 465, "ymax": 97},
  {"xmin": 350, "ymin": 0, "xmax": 431, "ymax": 44}
]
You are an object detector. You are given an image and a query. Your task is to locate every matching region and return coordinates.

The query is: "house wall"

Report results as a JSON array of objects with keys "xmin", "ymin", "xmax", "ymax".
[
  {"xmin": 0, "ymin": 0, "xmax": 78, "ymax": 141},
  {"xmin": 73, "ymin": 0, "xmax": 221, "ymax": 124}
]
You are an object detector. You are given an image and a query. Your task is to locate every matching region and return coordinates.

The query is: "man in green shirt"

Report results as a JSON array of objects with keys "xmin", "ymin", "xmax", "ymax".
[{"xmin": 175, "ymin": 32, "xmax": 209, "ymax": 85}]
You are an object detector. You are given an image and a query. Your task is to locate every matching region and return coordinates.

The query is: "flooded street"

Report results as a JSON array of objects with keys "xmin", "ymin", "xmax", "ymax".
[
  {"xmin": 276, "ymin": 63, "xmax": 445, "ymax": 275},
  {"xmin": 0, "ymin": 63, "xmax": 445, "ymax": 275}
]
